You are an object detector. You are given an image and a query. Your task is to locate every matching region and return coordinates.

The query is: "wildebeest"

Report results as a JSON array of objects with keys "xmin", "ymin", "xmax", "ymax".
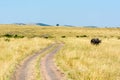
[{"xmin": 91, "ymin": 38, "xmax": 101, "ymax": 45}]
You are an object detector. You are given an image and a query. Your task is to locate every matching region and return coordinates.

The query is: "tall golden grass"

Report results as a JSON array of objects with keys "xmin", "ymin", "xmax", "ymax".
[
  {"xmin": 55, "ymin": 38, "xmax": 120, "ymax": 80},
  {"xmin": 0, "ymin": 38, "xmax": 52, "ymax": 80},
  {"xmin": 0, "ymin": 25, "xmax": 120, "ymax": 80},
  {"xmin": 0, "ymin": 24, "xmax": 120, "ymax": 38}
]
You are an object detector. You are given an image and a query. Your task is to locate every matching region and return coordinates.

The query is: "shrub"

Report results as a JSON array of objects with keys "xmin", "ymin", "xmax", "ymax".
[
  {"xmin": 14, "ymin": 34, "xmax": 24, "ymax": 38},
  {"xmin": 76, "ymin": 36, "xmax": 79, "ymax": 38},
  {"xmin": 61, "ymin": 36, "xmax": 66, "ymax": 38},
  {"xmin": 4, "ymin": 34, "xmax": 13, "ymax": 38},
  {"xmin": 80, "ymin": 35, "xmax": 87, "ymax": 37},
  {"xmin": 3, "ymin": 34, "xmax": 24, "ymax": 38}
]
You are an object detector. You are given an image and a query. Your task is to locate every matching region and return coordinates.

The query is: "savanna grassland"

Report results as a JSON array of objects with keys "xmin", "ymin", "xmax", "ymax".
[
  {"xmin": 0, "ymin": 25, "xmax": 53, "ymax": 80},
  {"xmin": 0, "ymin": 38, "xmax": 52, "ymax": 80},
  {"xmin": 55, "ymin": 38, "xmax": 120, "ymax": 80},
  {"xmin": 0, "ymin": 24, "xmax": 120, "ymax": 80}
]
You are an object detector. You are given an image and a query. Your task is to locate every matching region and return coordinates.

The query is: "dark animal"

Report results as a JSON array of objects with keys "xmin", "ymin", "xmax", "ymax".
[{"xmin": 91, "ymin": 38, "xmax": 101, "ymax": 45}]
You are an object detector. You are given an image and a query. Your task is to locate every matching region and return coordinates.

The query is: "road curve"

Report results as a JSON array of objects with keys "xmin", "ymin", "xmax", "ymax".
[
  {"xmin": 41, "ymin": 44, "xmax": 65, "ymax": 80},
  {"xmin": 11, "ymin": 43, "xmax": 55, "ymax": 80}
]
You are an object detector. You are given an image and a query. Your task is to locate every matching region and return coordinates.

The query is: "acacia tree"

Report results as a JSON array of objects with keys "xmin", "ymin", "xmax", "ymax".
[{"xmin": 56, "ymin": 24, "xmax": 59, "ymax": 26}]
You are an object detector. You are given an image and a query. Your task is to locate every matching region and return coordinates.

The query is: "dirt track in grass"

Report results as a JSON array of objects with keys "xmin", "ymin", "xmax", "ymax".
[
  {"xmin": 11, "ymin": 43, "xmax": 65, "ymax": 80},
  {"xmin": 40, "ymin": 43, "xmax": 65, "ymax": 80}
]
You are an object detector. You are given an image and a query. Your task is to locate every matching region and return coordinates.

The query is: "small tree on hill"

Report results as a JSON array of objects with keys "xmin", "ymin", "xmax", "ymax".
[{"xmin": 56, "ymin": 24, "xmax": 59, "ymax": 26}]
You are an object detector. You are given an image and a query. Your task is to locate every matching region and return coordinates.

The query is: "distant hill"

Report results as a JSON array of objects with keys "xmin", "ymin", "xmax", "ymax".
[
  {"xmin": 83, "ymin": 26, "xmax": 98, "ymax": 28},
  {"xmin": 35, "ymin": 23, "xmax": 51, "ymax": 26},
  {"xmin": 63, "ymin": 25, "xmax": 98, "ymax": 28},
  {"xmin": 14, "ymin": 23, "xmax": 51, "ymax": 26},
  {"xmin": 14, "ymin": 23, "xmax": 26, "ymax": 25},
  {"xmin": 13, "ymin": 23, "xmax": 98, "ymax": 28},
  {"xmin": 64, "ymin": 25, "xmax": 75, "ymax": 27}
]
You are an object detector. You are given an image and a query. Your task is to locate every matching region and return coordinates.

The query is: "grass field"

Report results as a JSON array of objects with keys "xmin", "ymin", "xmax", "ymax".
[
  {"xmin": 0, "ymin": 24, "xmax": 120, "ymax": 39},
  {"xmin": 55, "ymin": 38, "xmax": 120, "ymax": 80},
  {"xmin": 0, "ymin": 24, "xmax": 120, "ymax": 80},
  {"xmin": 0, "ymin": 37, "xmax": 52, "ymax": 80}
]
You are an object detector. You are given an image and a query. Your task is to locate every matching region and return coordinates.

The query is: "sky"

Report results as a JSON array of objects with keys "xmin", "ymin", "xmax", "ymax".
[{"xmin": 0, "ymin": 0, "xmax": 120, "ymax": 27}]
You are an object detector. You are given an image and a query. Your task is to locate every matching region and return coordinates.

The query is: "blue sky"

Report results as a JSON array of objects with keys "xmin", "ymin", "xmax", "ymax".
[{"xmin": 0, "ymin": 0, "xmax": 120, "ymax": 27}]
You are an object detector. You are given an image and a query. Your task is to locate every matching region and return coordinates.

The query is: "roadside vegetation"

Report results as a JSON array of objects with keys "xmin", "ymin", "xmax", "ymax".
[
  {"xmin": 0, "ymin": 24, "xmax": 120, "ymax": 80},
  {"xmin": 0, "ymin": 37, "xmax": 52, "ymax": 80}
]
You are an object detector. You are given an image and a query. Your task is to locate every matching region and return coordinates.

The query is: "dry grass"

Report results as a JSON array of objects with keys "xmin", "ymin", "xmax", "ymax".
[
  {"xmin": 0, "ymin": 38, "xmax": 52, "ymax": 80},
  {"xmin": 55, "ymin": 38, "xmax": 120, "ymax": 80},
  {"xmin": 0, "ymin": 24, "xmax": 120, "ymax": 38},
  {"xmin": 0, "ymin": 25, "xmax": 120, "ymax": 80}
]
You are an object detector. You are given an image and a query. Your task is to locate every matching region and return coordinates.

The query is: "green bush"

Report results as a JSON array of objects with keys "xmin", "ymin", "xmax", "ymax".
[
  {"xmin": 3, "ymin": 34, "xmax": 24, "ymax": 38},
  {"xmin": 4, "ymin": 34, "xmax": 13, "ymax": 38},
  {"xmin": 76, "ymin": 36, "xmax": 79, "ymax": 38},
  {"xmin": 80, "ymin": 35, "xmax": 87, "ymax": 37},
  {"xmin": 14, "ymin": 34, "xmax": 24, "ymax": 38},
  {"xmin": 61, "ymin": 36, "xmax": 66, "ymax": 38}
]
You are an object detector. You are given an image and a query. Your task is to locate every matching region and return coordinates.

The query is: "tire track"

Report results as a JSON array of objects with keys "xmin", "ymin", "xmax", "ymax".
[
  {"xmin": 41, "ymin": 44, "xmax": 65, "ymax": 80},
  {"xmin": 11, "ymin": 43, "xmax": 55, "ymax": 80}
]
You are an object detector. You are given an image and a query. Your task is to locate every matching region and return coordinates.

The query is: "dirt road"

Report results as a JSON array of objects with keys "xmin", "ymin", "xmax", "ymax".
[
  {"xmin": 11, "ymin": 43, "xmax": 65, "ymax": 80},
  {"xmin": 41, "ymin": 44, "xmax": 65, "ymax": 80}
]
